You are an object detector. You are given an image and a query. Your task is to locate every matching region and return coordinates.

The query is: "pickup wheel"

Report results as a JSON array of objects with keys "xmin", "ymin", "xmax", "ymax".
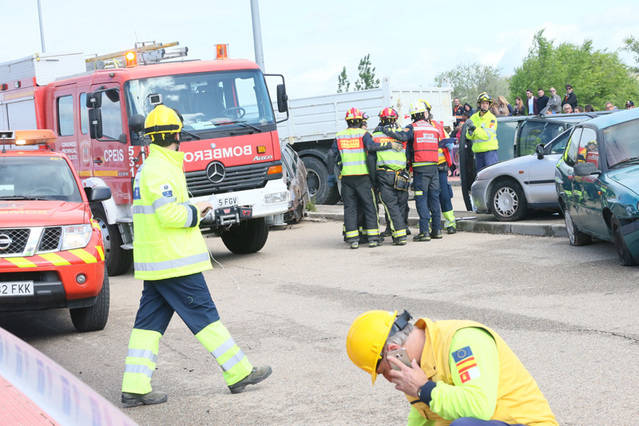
[
  {"xmin": 70, "ymin": 266, "xmax": 110, "ymax": 332},
  {"xmin": 302, "ymin": 157, "xmax": 338, "ymax": 204},
  {"xmin": 221, "ymin": 218, "xmax": 269, "ymax": 254},
  {"xmin": 564, "ymin": 208, "xmax": 591, "ymax": 246},
  {"xmin": 489, "ymin": 179, "xmax": 528, "ymax": 221},
  {"xmin": 612, "ymin": 216, "xmax": 637, "ymax": 266},
  {"xmin": 92, "ymin": 206, "xmax": 132, "ymax": 276}
]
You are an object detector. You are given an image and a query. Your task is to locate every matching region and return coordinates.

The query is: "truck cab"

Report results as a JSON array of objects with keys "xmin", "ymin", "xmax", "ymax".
[{"xmin": 0, "ymin": 130, "xmax": 111, "ymax": 332}]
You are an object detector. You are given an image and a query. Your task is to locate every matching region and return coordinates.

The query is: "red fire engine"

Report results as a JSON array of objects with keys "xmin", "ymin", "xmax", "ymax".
[{"xmin": 0, "ymin": 42, "xmax": 290, "ymax": 275}]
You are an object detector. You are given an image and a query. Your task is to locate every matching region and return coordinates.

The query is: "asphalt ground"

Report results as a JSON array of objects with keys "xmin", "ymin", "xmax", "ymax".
[{"xmin": 1, "ymin": 220, "xmax": 637, "ymax": 425}]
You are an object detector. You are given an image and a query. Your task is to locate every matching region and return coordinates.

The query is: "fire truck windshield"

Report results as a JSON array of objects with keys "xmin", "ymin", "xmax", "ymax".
[
  {"xmin": 125, "ymin": 69, "xmax": 275, "ymax": 136},
  {"xmin": 0, "ymin": 157, "xmax": 82, "ymax": 202}
]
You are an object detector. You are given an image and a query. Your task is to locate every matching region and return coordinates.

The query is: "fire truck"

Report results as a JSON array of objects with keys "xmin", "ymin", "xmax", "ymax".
[
  {"xmin": 0, "ymin": 42, "xmax": 290, "ymax": 276},
  {"xmin": 0, "ymin": 130, "xmax": 110, "ymax": 332}
]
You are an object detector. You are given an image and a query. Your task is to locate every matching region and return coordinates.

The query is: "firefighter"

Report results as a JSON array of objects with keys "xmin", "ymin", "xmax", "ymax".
[
  {"xmin": 121, "ymin": 105, "xmax": 271, "ymax": 407},
  {"xmin": 328, "ymin": 107, "xmax": 397, "ymax": 249},
  {"xmin": 383, "ymin": 102, "xmax": 442, "ymax": 241},
  {"xmin": 372, "ymin": 107, "xmax": 408, "ymax": 245},
  {"xmin": 422, "ymin": 102, "xmax": 457, "ymax": 234},
  {"xmin": 346, "ymin": 310, "xmax": 558, "ymax": 425},
  {"xmin": 466, "ymin": 92, "xmax": 499, "ymax": 171}
]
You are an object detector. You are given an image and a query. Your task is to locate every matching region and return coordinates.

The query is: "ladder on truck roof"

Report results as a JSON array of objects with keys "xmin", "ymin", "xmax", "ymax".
[{"xmin": 85, "ymin": 41, "xmax": 188, "ymax": 71}]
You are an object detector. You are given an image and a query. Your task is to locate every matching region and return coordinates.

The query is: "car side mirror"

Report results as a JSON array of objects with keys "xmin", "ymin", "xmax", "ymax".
[
  {"xmin": 574, "ymin": 162, "xmax": 601, "ymax": 177},
  {"xmin": 535, "ymin": 143, "xmax": 545, "ymax": 159},
  {"xmin": 276, "ymin": 84, "xmax": 288, "ymax": 113},
  {"xmin": 129, "ymin": 114, "xmax": 145, "ymax": 133},
  {"xmin": 88, "ymin": 108, "xmax": 103, "ymax": 139},
  {"xmin": 86, "ymin": 91, "xmax": 102, "ymax": 108},
  {"xmin": 85, "ymin": 185, "xmax": 111, "ymax": 202}
]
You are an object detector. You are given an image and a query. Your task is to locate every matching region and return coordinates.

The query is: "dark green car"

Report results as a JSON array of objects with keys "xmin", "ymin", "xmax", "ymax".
[{"xmin": 555, "ymin": 108, "xmax": 639, "ymax": 265}]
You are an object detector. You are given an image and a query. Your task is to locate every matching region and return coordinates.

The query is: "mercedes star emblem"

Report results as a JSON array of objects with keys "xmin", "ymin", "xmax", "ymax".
[
  {"xmin": 0, "ymin": 233, "xmax": 12, "ymax": 250},
  {"xmin": 206, "ymin": 162, "xmax": 226, "ymax": 184}
]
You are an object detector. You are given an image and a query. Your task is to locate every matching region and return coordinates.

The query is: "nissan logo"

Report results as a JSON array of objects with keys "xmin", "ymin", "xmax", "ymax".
[
  {"xmin": 0, "ymin": 234, "xmax": 12, "ymax": 250},
  {"xmin": 206, "ymin": 161, "xmax": 225, "ymax": 184}
]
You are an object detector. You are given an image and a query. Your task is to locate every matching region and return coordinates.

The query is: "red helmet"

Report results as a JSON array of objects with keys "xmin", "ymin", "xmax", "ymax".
[
  {"xmin": 379, "ymin": 107, "xmax": 398, "ymax": 120},
  {"xmin": 345, "ymin": 107, "xmax": 363, "ymax": 121}
]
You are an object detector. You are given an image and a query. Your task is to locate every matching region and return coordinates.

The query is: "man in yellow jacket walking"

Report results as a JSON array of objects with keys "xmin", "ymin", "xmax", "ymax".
[
  {"xmin": 121, "ymin": 105, "xmax": 271, "ymax": 407},
  {"xmin": 346, "ymin": 310, "xmax": 557, "ymax": 425}
]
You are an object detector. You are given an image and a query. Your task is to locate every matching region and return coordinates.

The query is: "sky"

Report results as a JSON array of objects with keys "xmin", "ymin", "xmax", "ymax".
[{"xmin": 1, "ymin": 0, "xmax": 637, "ymax": 99}]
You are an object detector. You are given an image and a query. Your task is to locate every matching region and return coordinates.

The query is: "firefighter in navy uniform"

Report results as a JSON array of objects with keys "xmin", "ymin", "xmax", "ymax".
[
  {"xmin": 328, "ymin": 107, "xmax": 396, "ymax": 249},
  {"xmin": 383, "ymin": 102, "xmax": 442, "ymax": 241},
  {"xmin": 372, "ymin": 107, "xmax": 409, "ymax": 245},
  {"xmin": 121, "ymin": 105, "xmax": 271, "ymax": 408}
]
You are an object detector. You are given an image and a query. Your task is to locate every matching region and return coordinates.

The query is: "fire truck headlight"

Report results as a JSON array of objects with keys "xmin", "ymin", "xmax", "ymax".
[
  {"xmin": 61, "ymin": 224, "xmax": 93, "ymax": 250},
  {"xmin": 264, "ymin": 191, "xmax": 288, "ymax": 204}
]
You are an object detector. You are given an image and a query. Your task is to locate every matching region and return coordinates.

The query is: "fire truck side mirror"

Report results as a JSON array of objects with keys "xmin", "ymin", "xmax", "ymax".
[
  {"xmin": 84, "ymin": 185, "xmax": 112, "ymax": 202},
  {"xmin": 88, "ymin": 108, "xmax": 103, "ymax": 140},
  {"xmin": 276, "ymin": 84, "xmax": 288, "ymax": 113},
  {"xmin": 87, "ymin": 91, "xmax": 102, "ymax": 109},
  {"xmin": 129, "ymin": 114, "xmax": 146, "ymax": 133}
]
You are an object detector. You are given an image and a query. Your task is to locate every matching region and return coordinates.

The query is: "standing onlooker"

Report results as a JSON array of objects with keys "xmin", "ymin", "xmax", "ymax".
[
  {"xmin": 625, "ymin": 100, "xmax": 635, "ymax": 109},
  {"xmin": 585, "ymin": 104, "xmax": 595, "ymax": 112},
  {"xmin": 546, "ymin": 87, "xmax": 562, "ymax": 114},
  {"xmin": 495, "ymin": 96, "xmax": 513, "ymax": 116},
  {"xmin": 605, "ymin": 102, "xmax": 617, "ymax": 111},
  {"xmin": 452, "ymin": 98, "xmax": 464, "ymax": 127},
  {"xmin": 463, "ymin": 103, "xmax": 474, "ymax": 118},
  {"xmin": 525, "ymin": 89, "xmax": 536, "ymax": 115},
  {"xmin": 562, "ymin": 84, "xmax": 577, "ymax": 109},
  {"xmin": 535, "ymin": 88, "xmax": 549, "ymax": 114},
  {"xmin": 574, "ymin": 106, "xmax": 582, "ymax": 113},
  {"xmin": 562, "ymin": 103, "xmax": 573, "ymax": 114},
  {"xmin": 512, "ymin": 96, "xmax": 526, "ymax": 116}
]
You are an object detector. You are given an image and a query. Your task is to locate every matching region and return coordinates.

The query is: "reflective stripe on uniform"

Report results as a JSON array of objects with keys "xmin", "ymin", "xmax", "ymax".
[
  {"xmin": 345, "ymin": 230, "xmax": 359, "ymax": 238},
  {"xmin": 134, "ymin": 252, "xmax": 210, "ymax": 272},
  {"xmin": 221, "ymin": 350, "xmax": 246, "ymax": 372},
  {"xmin": 212, "ymin": 338, "xmax": 236, "ymax": 358},
  {"xmin": 128, "ymin": 348, "xmax": 158, "ymax": 363},
  {"xmin": 152, "ymin": 196, "xmax": 176, "ymax": 211},
  {"xmin": 124, "ymin": 364, "xmax": 154, "ymax": 378}
]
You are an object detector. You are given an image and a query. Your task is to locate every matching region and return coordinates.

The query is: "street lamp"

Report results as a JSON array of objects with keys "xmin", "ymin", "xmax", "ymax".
[
  {"xmin": 250, "ymin": 0, "xmax": 264, "ymax": 70},
  {"xmin": 37, "ymin": 0, "xmax": 46, "ymax": 52}
]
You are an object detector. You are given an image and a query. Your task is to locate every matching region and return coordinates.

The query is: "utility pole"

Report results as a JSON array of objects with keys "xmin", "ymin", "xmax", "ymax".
[
  {"xmin": 37, "ymin": 0, "xmax": 47, "ymax": 53},
  {"xmin": 250, "ymin": 0, "xmax": 265, "ymax": 70}
]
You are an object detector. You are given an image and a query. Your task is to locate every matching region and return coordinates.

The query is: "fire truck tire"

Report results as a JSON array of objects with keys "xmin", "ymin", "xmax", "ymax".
[
  {"xmin": 303, "ymin": 157, "xmax": 339, "ymax": 205},
  {"xmin": 221, "ymin": 218, "xmax": 269, "ymax": 254},
  {"xmin": 70, "ymin": 266, "xmax": 110, "ymax": 332},
  {"xmin": 92, "ymin": 206, "xmax": 133, "ymax": 276}
]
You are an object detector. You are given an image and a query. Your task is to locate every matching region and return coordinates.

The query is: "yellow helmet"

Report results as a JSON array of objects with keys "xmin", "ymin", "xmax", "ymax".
[
  {"xmin": 346, "ymin": 310, "xmax": 397, "ymax": 384},
  {"xmin": 144, "ymin": 104, "xmax": 183, "ymax": 143},
  {"xmin": 409, "ymin": 102, "xmax": 427, "ymax": 116},
  {"xmin": 418, "ymin": 99, "xmax": 432, "ymax": 111}
]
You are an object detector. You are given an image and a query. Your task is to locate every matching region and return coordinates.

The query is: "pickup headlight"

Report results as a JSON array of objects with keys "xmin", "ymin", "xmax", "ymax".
[{"xmin": 61, "ymin": 224, "xmax": 92, "ymax": 250}]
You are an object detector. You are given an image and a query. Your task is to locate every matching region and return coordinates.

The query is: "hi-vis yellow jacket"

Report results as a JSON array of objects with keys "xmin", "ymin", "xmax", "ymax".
[
  {"xmin": 466, "ymin": 111, "xmax": 499, "ymax": 153},
  {"xmin": 132, "ymin": 144, "xmax": 212, "ymax": 280}
]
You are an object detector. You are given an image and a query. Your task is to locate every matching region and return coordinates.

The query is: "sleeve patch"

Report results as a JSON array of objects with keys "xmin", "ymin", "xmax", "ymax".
[
  {"xmin": 160, "ymin": 184, "xmax": 173, "ymax": 197},
  {"xmin": 453, "ymin": 346, "xmax": 480, "ymax": 383},
  {"xmin": 133, "ymin": 186, "xmax": 141, "ymax": 200}
]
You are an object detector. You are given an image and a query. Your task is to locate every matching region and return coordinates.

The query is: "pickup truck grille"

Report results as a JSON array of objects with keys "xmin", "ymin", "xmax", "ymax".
[
  {"xmin": 0, "ymin": 229, "xmax": 30, "ymax": 256},
  {"xmin": 186, "ymin": 163, "xmax": 269, "ymax": 197},
  {"xmin": 38, "ymin": 227, "xmax": 62, "ymax": 252}
]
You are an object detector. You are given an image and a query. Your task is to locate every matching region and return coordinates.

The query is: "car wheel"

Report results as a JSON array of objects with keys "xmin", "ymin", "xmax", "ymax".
[
  {"xmin": 564, "ymin": 208, "xmax": 591, "ymax": 246},
  {"xmin": 490, "ymin": 179, "xmax": 528, "ymax": 221},
  {"xmin": 92, "ymin": 206, "xmax": 132, "ymax": 276},
  {"xmin": 302, "ymin": 157, "xmax": 338, "ymax": 205},
  {"xmin": 611, "ymin": 216, "xmax": 637, "ymax": 266},
  {"xmin": 70, "ymin": 266, "xmax": 109, "ymax": 332}
]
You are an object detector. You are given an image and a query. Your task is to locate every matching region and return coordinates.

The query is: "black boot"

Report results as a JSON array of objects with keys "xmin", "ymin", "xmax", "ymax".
[
  {"xmin": 121, "ymin": 391, "xmax": 168, "ymax": 408},
  {"xmin": 229, "ymin": 366, "xmax": 272, "ymax": 394}
]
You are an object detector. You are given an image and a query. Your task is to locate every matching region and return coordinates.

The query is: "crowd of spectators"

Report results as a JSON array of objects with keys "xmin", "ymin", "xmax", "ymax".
[{"xmin": 453, "ymin": 85, "xmax": 636, "ymax": 121}]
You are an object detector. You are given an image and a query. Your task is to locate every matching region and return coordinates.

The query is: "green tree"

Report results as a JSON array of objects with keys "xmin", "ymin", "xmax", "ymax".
[
  {"xmin": 337, "ymin": 66, "xmax": 350, "ymax": 93},
  {"xmin": 622, "ymin": 35, "xmax": 639, "ymax": 73},
  {"xmin": 434, "ymin": 63, "xmax": 509, "ymax": 105},
  {"xmin": 510, "ymin": 30, "xmax": 639, "ymax": 110},
  {"xmin": 354, "ymin": 54, "xmax": 380, "ymax": 91}
]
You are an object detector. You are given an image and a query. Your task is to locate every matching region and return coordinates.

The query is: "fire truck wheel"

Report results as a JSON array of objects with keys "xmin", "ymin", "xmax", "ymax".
[
  {"xmin": 92, "ymin": 206, "xmax": 133, "ymax": 276},
  {"xmin": 70, "ymin": 266, "xmax": 110, "ymax": 332},
  {"xmin": 221, "ymin": 218, "xmax": 269, "ymax": 254}
]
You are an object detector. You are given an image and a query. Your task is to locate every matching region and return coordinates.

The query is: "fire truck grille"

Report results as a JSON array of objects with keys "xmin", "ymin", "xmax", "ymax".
[
  {"xmin": 0, "ymin": 229, "xmax": 30, "ymax": 256},
  {"xmin": 38, "ymin": 227, "xmax": 62, "ymax": 252},
  {"xmin": 186, "ymin": 163, "xmax": 269, "ymax": 197}
]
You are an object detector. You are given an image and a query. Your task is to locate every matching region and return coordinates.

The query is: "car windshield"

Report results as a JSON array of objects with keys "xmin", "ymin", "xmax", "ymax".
[
  {"xmin": 124, "ymin": 69, "xmax": 274, "ymax": 135},
  {"xmin": 604, "ymin": 118, "xmax": 639, "ymax": 168},
  {"xmin": 0, "ymin": 156, "xmax": 82, "ymax": 201}
]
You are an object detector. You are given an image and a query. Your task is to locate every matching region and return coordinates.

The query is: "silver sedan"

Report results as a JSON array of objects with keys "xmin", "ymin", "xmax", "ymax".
[{"xmin": 470, "ymin": 129, "xmax": 572, "ymax": 221}]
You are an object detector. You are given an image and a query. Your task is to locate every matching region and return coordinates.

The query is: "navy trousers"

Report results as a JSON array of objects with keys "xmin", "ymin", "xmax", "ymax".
[
  {"xmin": 133, "ymin": 272, "xmax": 220, "ymax": 335},
  {"xmin": 474, "ymin": 150, "xmax": 498, "ymax": 171},
  {"xmin": 451, "ymin": 419, "xmax": 524, "ymax": 426},
  {"xmin": 413, "ymin": 165, "xmax": 441, "ymax": 234}
]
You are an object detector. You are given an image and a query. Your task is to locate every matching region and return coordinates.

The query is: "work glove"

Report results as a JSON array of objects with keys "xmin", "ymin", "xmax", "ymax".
[
  {"xmin": 327, "ymin": 174, "xmax": 337, "ymax": 186},
  {"xmin": 466, "ymin": 121, "xmax": 476, "ymax": 134},
  {"xmin": 391, "ymin": 141, "xmax": 404, "ymax": 152}
]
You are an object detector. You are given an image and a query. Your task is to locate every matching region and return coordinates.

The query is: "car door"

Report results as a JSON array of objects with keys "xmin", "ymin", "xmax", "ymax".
[
  {"xmin": 576, "ymin": 127, "xmax": 608, "ymax": 238},
  {"xmin": 556, "ymin": 127, "xmax": 582, "ymax": 218},
  {"xmin": 526, "ymin": 129, "xmax": 573, "ymax": 205}
]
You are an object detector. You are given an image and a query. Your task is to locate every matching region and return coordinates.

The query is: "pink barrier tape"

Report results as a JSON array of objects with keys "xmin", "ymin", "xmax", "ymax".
[{"xmin": 0, "ymin": 327, "xmax": 136, "ymax": 426}]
